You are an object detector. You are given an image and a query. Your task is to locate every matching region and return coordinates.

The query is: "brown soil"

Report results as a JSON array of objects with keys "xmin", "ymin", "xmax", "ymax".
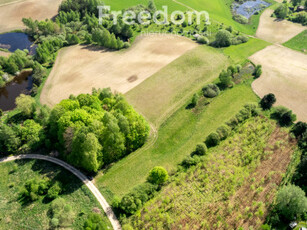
[
  {"xmin": 250, "ymin": 45, "xmax": 307, "ymax": 122},
  {"xmin": 40, "ymin": 35, "xmax": 198, "ymax": 107},
  {"xmin": 256, "ymin": 9, "xmax": 306, "ymax": 44},
  {"xmin": 0, "ymin": 0, "xmax": 62, "ymax": 33}
]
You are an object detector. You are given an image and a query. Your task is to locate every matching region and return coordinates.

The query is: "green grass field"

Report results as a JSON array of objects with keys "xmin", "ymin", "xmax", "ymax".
[
  {"xmin": 96, "ymin": 81, "xmax": 258, "ymax": 200},
  {"xmin": 0, "ymin": 160, "xmax": 111, "ymax": 229},
  {"xmin": 104, "ymin": 0, "xmax": 276, "ymax": 35},
  {"xmin": 125, "ymin": 45, "xmax": 229, "ymax": 126},
  {"xmin": 283, "ymin": 30, "xmax": 307, "ymax": 53},
  {"xmin": 222, "ymin": 37, "xmax": 271, "ymax": 64}
]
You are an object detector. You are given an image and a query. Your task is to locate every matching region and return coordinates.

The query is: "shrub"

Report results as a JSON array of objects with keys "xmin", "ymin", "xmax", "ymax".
[
  {"xmin": 194, "ymin": 143, "xmax": 207, "ymax": 156},
  {"xmin": 50, "ymin": 198, "xmax": 74, "ymax": 228},
  {"xmin": 253, "ymin": 65, "xmax": 262, "ymax": 78},
  {"xmin": 46, "ymin": 182, "xmax": 62, "ymax": 200},
  {"xmin": 291, "ymin": 122, "xmax": 307, "ymax": 138},
  {"xmin": 120, "ymin": 182, "xmax": 158, "ymax": 214},
  {"xmin": 226, "ymin": 117, "xmax": 239, "ymax": 129},
  {"xmin": 260, "ymin": 93, "xmax": 276, "ymax": 110},
  {"xmin": 274, "ymin": 4, "xmax": 288, "ymax": 19},
  {"xmin": 271, "ymin": 106, "xmax": 296, "ymax": 126},
  {"xmin": 15, "ymin": 94, "xmax": 36, "ymax": 117},
  {"xmin": 215, "ymin": 29, "xmax": 232, "ymax": 47},
  {"xmin": 147, "ymin": 166, "xmax": 169, "ymax": 185},
  {"xmin": 84, "ymin": 213, "xmax": 108, "ymax": 230},
  {"xmin": 182, "ymin": 155, "xmax": 201, "ymax": 168},
  {"xmin": 216, "ymin": 125, "xmax": 231, "ymax": 140},
  {"xmin": 197, "ymin": 36, "xmax": 209, "ymax": 44},
  {"xmin": 191, "ymin": 93, "xmax": 199, "ymax": 107},
  {"xmin": 244, "ymin": 103, "xmax": 260, "ymax": 116},
  {"xmin": 219, "ymin": 70, "xmax": 232, "ymax": 88},
  {"xmin": 233, "ymin": 14, "xmax": 249, "ymax": 24},
  {"xmin": 205, "ymin": 132, "xmax": 220, "ymax": 147},
  {"xmin": 202, "ymin": 84, "xmax": 220, "ymax": 98}
]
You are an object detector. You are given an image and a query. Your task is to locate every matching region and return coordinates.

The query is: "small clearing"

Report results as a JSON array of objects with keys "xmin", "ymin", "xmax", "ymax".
[
  {"xmin": 256, "ymin": 9, "xmax": 306, "ymax": 44},
  {"xmin": 40, "ymin": 35, "xmax": 197, "ymax": 106},
  {"xmin": 250, "ymin": 45, "xmax": 307, "ymax": 122},
  {"xmin": 0, "ymin": 0, "xmax": 62, "ymax": 33}
]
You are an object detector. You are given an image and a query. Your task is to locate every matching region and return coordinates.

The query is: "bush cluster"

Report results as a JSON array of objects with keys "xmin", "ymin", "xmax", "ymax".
[
  {"xmin": 205, "ymin": 103, "xmax": 259, "ymax": 147},
  {"xmin": 19, "ymin": 177, "xmax": 62, "ymax": 202},
  {"xmin": 202, "ymin": 84, "xmax": 220, "ymax": 98},
  {"xmin": 213, "ymin": 29, "xmax": 249, "ymax": 47}
]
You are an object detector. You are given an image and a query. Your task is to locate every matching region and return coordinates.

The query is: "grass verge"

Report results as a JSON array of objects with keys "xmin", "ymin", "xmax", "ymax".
[{"xmin": 283, "ymin": 30, "xmax": 307, "ymax": 54}]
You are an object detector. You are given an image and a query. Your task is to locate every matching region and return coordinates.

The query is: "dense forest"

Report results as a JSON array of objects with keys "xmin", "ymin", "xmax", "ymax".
[{"xmin": 0, "ymin": 88, "xmax": 149, "ymax": 172}]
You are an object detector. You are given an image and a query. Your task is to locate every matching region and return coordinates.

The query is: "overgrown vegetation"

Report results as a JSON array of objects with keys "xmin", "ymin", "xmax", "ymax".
[
  {"xmin": 122, "ymin": 115, "xmax": 296, "ymax": 229},
  {"xmin": 0, "ymin": 159, "xmax": 111, "ymax": 229},
  {"xmin": 273, "ymin": 0, "xmax": 307, "ymax": 25}
]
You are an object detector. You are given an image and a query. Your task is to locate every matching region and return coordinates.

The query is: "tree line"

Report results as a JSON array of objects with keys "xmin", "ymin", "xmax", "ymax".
[{"xmin": 22, "ymin": 0, "xmax": 135, "ymax": 66}]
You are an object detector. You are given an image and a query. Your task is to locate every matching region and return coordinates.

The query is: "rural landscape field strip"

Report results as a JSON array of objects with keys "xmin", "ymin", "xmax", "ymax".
[
  {"xmin": 40, "ymin": 35, "xmax": 197, "ymax": 106},
  {"xmin": 0, "ymin": 0, "xmax": 62, "ymax": 33},
  {"xmin": 97, "ymin": 83, "xmax": 258, "ymax": 198},
  {"xmin": 256, "ymin": 8, "xmax": 306, "ymax": 44},
  {"xmin": 0, "ymin": 154, "xmax": 121, "ymax": 230}
]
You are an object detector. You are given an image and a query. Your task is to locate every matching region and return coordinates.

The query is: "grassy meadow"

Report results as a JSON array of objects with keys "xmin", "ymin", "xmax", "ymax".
[
  {"xmin": 283, "ymin": 30, "xmax": 307, "ymax": 53},
  {"xmin": 0, "ymin": 160, "xmax": 112, "ymax": 229},
  {"xmin": 96, "ymin": 80, "xmax": 259, "ymax": 200},
  {"xmin": 222, "ymin": 37, "xmax": 271, "ymax": 64},
  {"xmin": 125, "ymin": 45, "xmax": 229, "ymax": 126}
]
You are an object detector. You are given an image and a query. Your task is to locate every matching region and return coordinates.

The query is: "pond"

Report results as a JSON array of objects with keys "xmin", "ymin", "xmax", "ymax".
[
  {"xmin": 0, "ymin": 32, "xmax": 37, "ymax": 55},
  {"xmin": 0, "ymin": 32, "xmax": 36, "ymax": 111},
  {"xmin": 233, "ymin": 0, "xmax": 271, "ymax": 19},
  {"xmin": 0, "ymin": 70, "xmax": 33, "ymax": 111}
]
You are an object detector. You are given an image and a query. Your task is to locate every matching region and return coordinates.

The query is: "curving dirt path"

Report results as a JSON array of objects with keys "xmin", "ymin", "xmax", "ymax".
[
  {"xmin": 0, "ymin": 0, "xmax": 62, "ymax": 33},
  {"xmin": 256, "ymin": 9, "xmax": 306, "ymax": 44},
  {"xmin": 0, "ymin": 154, "xmax": 121, "ymax": 230}
]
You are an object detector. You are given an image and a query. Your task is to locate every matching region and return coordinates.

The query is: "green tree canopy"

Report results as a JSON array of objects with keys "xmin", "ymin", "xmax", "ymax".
[{"xmin": 275, "ymin": 184, "xmax": 307, "ymax": 220}]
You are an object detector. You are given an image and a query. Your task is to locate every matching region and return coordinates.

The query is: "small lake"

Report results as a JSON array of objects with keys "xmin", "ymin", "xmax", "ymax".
[
  {"xmin": 0, "ymin": 32, "xmax": 37, "ymax": 55},
  {"xmin": 0, "ymin": 71, "xmax": 33, "ymax": 111},
  {"xmin": 233, "ymin": 0, "xmax": 271, "ymax": 19}
]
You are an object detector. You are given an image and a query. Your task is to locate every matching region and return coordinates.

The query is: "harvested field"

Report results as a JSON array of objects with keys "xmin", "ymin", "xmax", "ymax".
[
  {"xmin": 0, "ymin": 0, "xmax": 62, "ymax": 33},
  {"xmin": 40, "ymin": 35, "xmax": 198, "ymax": 106},
  {"xmin": 256, "ymin": 9, "xmax": 306, "ymax": 44},
  {"xmin": 250, "ymin": 45, "xmax": 307, "ymax": 122}
]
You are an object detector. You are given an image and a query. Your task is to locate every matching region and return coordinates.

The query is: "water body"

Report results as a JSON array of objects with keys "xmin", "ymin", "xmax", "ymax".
[
  {"xmin": 0, "ymin": 32, "xmax": 36, "ymax": 111},
  {"xmin": 0, "ymin": 32, "xmax": 37, "ymax": 55},
  {"xmin": 0, "ymin": 71, "xmax": 33, "ymax": 111},
  {"xmin": 233, "ymin": 0, "xmax": 271, "ymax": 19}
]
